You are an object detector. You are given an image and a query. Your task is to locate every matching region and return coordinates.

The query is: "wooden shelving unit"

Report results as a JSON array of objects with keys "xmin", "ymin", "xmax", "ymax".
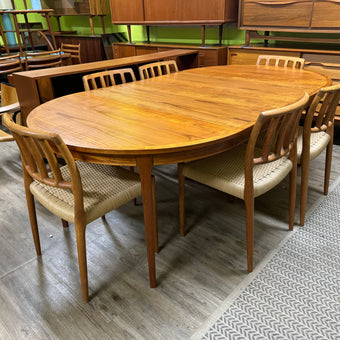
[{"xmin": 0, "ymin": 9, "xmax": 57, "ymax": 54}]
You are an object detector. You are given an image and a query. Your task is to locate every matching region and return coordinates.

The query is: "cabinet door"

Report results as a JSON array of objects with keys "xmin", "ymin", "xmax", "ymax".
[
  {"xmin": 311, "ymin": 0, "xmax": 340, "ymax": 28},
  {"xmin": 144, "ymin": 0, "xmax": 227, "ymax": 22},
  {"xmin": 227, "ymin": 48, "xmax": 301, "ymax": 65},
  {"xmin": 110, "ymin": 0, "xmax": 144, "ymax": 22},
  {"xmin": 241, "ymin": 0, "xmax": 313, "ymax": 27}
]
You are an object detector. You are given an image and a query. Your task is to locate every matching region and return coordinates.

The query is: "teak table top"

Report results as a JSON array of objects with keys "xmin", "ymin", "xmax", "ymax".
[
  {"xmin": 27, "ymin": 65, "xmax": 330, "ymax": 162},
  {"xmin": 27, "ymin": 65, "xmax": 331, "ymax": 290}
]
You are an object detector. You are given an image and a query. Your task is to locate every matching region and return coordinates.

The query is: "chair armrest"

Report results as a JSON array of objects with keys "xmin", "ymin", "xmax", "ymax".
[{"xmin": 0, "ymin": 102, "xmax": 20, "ymax": 114}]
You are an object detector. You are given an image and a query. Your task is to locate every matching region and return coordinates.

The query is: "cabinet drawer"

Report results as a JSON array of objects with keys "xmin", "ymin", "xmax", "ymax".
[
  {"xmin": 311, "ymin": 1, "xmax": 340, "ymax": 28},
  {"xmin": 228, "ymin": 48, "xmax": 300, "ymax": 65},
  {"xmin": 113, "ymin": 44, "xmax": 136, "ymax": 58},
  {"xmin": 303, "ymin": 53, "xmax": 340, "ymax": 82},
  {"xmin": 198, "ymin": 49, "xmax": 226, "ymax": 66},
  {"xmin": 135, "ymin": 46, "xmax": 158, "ymax": 55},
  {"xmin": 241, "ymin": 0, "xmax": 312, "ymax": 27}
]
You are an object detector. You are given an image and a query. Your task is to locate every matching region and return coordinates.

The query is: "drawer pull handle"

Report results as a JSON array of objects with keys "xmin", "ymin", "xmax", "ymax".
[
  {"xmin": 257, "ymin": 1, "xmax": 302, "ymax": 5},
  {"xmin": 305, "ymin": 61, "xmax": 340, "ymax": 68}
]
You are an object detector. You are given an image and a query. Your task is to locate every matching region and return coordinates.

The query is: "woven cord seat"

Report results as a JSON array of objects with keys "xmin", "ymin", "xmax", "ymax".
[
  {"xmin": 297, "ymin": 126, "xmax": 331, "ymax": 163},
  {"xmin": 30, "ymin": 162, "xmax": 141, "ymax": 224},
  {"xmin": 183, "ymin": 145, "xmax": 293, "ymax": 200},
  {"xmin": 179, "ymin": 93, "xmax": 310, "ymax": 273},
  {"xmin": 297, "ymin": 83, "xmax": 340, "ymax": 226}
]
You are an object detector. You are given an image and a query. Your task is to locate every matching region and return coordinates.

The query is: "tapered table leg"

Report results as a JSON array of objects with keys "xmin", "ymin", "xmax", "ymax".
[{"xmin": 136, "ymin": 156, "xmax": 156, "ymax": 288}]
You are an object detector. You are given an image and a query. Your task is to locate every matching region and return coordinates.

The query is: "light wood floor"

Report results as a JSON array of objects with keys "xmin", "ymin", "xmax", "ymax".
[{"xmin": 1, "ymin": 140, "xmax": 340, "ymax": 340}]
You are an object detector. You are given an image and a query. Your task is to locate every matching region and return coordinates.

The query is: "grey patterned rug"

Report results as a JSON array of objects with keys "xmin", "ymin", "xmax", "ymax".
[{"xmin": 192, "ymin": 181, "xmax": 340, "ymax": 340}]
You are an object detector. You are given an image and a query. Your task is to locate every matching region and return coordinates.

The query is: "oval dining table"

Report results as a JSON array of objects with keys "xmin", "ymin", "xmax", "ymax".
[{"xmin": 27, "ymin": 64, "xmax": 331, "ymax": 289}]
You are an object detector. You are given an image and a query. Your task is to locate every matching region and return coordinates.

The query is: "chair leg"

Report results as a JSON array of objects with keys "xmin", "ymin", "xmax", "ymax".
[
  {"xmin": 74, "ymin": 222, "xmax": 88, "ymax": 302},
  {"xmin": 244, "ymin": 194, "xmax": 254, "ymax": 273},
  {"xmin": 23, "ymin": 170, "xmax": 41, "ymax": 255},
  {"xmin": 299, "ymin": 150, "xmax": 310, "ymax": 227},
  {"xmin": 324, "ymin": 135, "xmax": 333, "ymax": 196},
  {"xmin": 289, "ymin": 159, "xmax": 298, "ymax": 230},
  {"xmin": 61, "ymin": 219, "xmax": 69, "ymax": 228},
  {"xmin": 178, "ymin": 163, "xmax": 185, "ymax": 236}
]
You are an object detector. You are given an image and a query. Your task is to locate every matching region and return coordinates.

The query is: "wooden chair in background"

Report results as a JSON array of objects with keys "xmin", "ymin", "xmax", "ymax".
[
  {"xmin": 82, "ymin": 68, "xmax": 136, "ymax": 91},
  {"xmin": 0, "ymin": 83, "xmax": 20, "ymax": 142},
  {"xmin": 3, "ymin": 113, "xmax": 151, "ymax": 302},
  {"xmin": 0, "ymin": 54, "xmax": 23, "ymax": 75},
  {"xmin": 61, "ymin": 43, "xmax": 82, "ymax": 64},
  {"xmin": 298, "ymin": 83, "xmax": 340, "ymax": 226},
  {"xmin": 257, "ymin": 55, "xmax": 305, "ymax": 69},
  {"xmin": 139, "ymin": 60, "xmax": 179, "ymax": 80},
  {"xmin": 25, "ymin": 49, "xmax": 62, "ymax": 70},
  {"xmin": 178, "ymin": 93, "xmax": 309, "ymax": 272}
]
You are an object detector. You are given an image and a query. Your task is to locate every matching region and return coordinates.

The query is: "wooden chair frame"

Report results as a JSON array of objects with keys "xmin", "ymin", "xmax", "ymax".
[
  {"xmin": 3, "ymin": 113, "xmax": 154, "ymax": 302},
  {"xmin": 299, "ymin": 83, "xmax": 340, "ymax": 225},
  {"xmin": 139, "ymin": 60, "xmax": 179, "ymax": 80},
  {"xmin": 61, "ymin": 42, "xmax": 82, "ymax": 64},
  {"xmin": 178, "ymin": 93, "xmax": 309, "ymax": 272},
  {"xmin": 25, "ymin": 49, "xmax": 62, "ymax": 70},
  {"xmin": 257, "ymin": 55, "xmax": 305, "ymax": 69},
  {"xmin": 83, "ymin": 68, "xmax": 137, "ymax": 91},
  {"xmin": 0, "ymin": 54, "xmax": 23, "ymax": 75}
]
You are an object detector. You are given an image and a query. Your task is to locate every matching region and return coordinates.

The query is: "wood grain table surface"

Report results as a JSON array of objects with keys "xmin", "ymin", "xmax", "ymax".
[{"xmin": 27, "ymin": 64, "xmax": 331, "ymax": 289}]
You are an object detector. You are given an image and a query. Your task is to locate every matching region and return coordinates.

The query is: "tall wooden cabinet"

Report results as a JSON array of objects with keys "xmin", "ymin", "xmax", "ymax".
[
  {"xmin": 109, "ymin": 0, "xmax": 238, "ymax": 45},
  {"xmin": 239, "ymin": 0, "xmax": 340, "ymax": 45}
]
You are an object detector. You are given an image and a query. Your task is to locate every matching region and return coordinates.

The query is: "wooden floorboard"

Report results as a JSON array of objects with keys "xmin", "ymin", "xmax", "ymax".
[{"xmin": 1, "ymin": 140, "xmax": 340, "ymax": 340}]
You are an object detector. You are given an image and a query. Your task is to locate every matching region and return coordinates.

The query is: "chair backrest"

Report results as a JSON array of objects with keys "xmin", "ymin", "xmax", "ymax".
[
  {"xmin": 245, "ymin": 92, "xmax": 309, "ymax": 181},
  {"xmin": 256, "ymin": 55, "xmax": 305, "ymax": 69},
  {"xmin": 25, "ymin": 49, "xmax": 62, "ymax": 70},
  {"xmin": 61, "ymin": 43, "xmax": 82, "ymax": 64},
  {"xmin": 82, "ymin": 68, "xmax": 136, "ymax": 91},
  {"xmin": 304, "ymin": 83, "xmax": 340, "ymax": 134},
  {"xmin": 0, "ymin": 54, "xmax": 23, "ymax": 75},
  {"xmin": 139, "ymin": 60, "xmax": 179, "ymax": 80},
  {"xmin": 2, "ymin": 113, "xmax": 84, "ymax": 209}
]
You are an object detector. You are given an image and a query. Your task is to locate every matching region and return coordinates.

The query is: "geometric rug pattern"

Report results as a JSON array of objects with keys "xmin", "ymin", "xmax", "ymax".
[{"xmin": 200, "ymin": 183, "xmax": 340, "ymax": 340}]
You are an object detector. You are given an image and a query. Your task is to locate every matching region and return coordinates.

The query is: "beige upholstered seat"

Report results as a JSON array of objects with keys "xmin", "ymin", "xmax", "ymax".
[
  {"xmin": 297, "ymin": 83, "xmax": 340, "ymax": 226},
  {"xmin": 82, "ymin": 68, "xmax": 136, "ymax": 91},
  {"xmin": 178, "ymin": 93, "xmax": 309, "ymax": 273},
  {"xmin": 3, "ymin": 113, "xmax": 149, "ymax": 302},
  {"xmin": 61, "ymin": 42, "xmax": 82, "ymax": 64},
  {"xmin": 256, "ymin": 55, "xmax": 305, "ymax": 69},
  {"xmin": 139, "ymin": 60, "xmax": 179, "ymax": 80},
  {"xmin": 25, "ymin": 49, "xmax": 62, "ymax": 70}
]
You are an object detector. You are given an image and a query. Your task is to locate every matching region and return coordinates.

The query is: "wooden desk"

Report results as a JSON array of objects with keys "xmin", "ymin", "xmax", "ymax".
[
  {"xmin": 26, "ymin": 65, "xmax": 331, "ymax": 289},
  {"xmin": 13, "ymin": 49, "xmax": 199, "ymax": 124}
]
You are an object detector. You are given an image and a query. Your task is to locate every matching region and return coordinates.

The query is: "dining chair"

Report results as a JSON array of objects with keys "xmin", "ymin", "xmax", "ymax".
[
  {"xmin": 3, "ymin": 113, "xmax": 156, "ymax": 302},
  {"xmin": 139, "ymin": 60, "xmax": 179, "ymax": 80},
  {"xmin": 298, "ymin": 83, "xmax": 340, "ymax": 226},
  {"xmin": 25, "ymin": 49, "xmax": 62, "ymax": 70},
  {"xmin": 256, "ymin": 55, "xmax": 305, "ymax": 69},
  {"xmin": 82, "ymin": 68, "xmax": 137, "ymax": 91},
  {"xmin": 0, "ymin": 54, "xmax": 23, "ymax": 75},
  {"xmin": 0, "ymin": 83, "xmax": 20, "ymax": 142},
  {"xmin": 61, "ymin": 42, "xmax": 82, "ymax": 64},
  {"xmin": 178, "ymin": 93, "xmax": 309, "ymax": 273}
]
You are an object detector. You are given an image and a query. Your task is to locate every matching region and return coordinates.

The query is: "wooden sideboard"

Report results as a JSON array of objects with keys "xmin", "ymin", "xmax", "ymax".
[
  {"xmin": 109, "ymin": 0, "xmax": 239, "ymax": 45},
  {"xmin": 13, "ymin": 49, "xmax": 199, "ymax": 124},
  {"xmin": 227, "ymin": 43, "xmax": 340, "ymax": 123},
  {"xmin": 238, "ymin": 0, "xmax": 340, "ymax": 45},
  {"xmin": 113, "ymin": 42, "xmax": 228, "ymax": 67}
]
